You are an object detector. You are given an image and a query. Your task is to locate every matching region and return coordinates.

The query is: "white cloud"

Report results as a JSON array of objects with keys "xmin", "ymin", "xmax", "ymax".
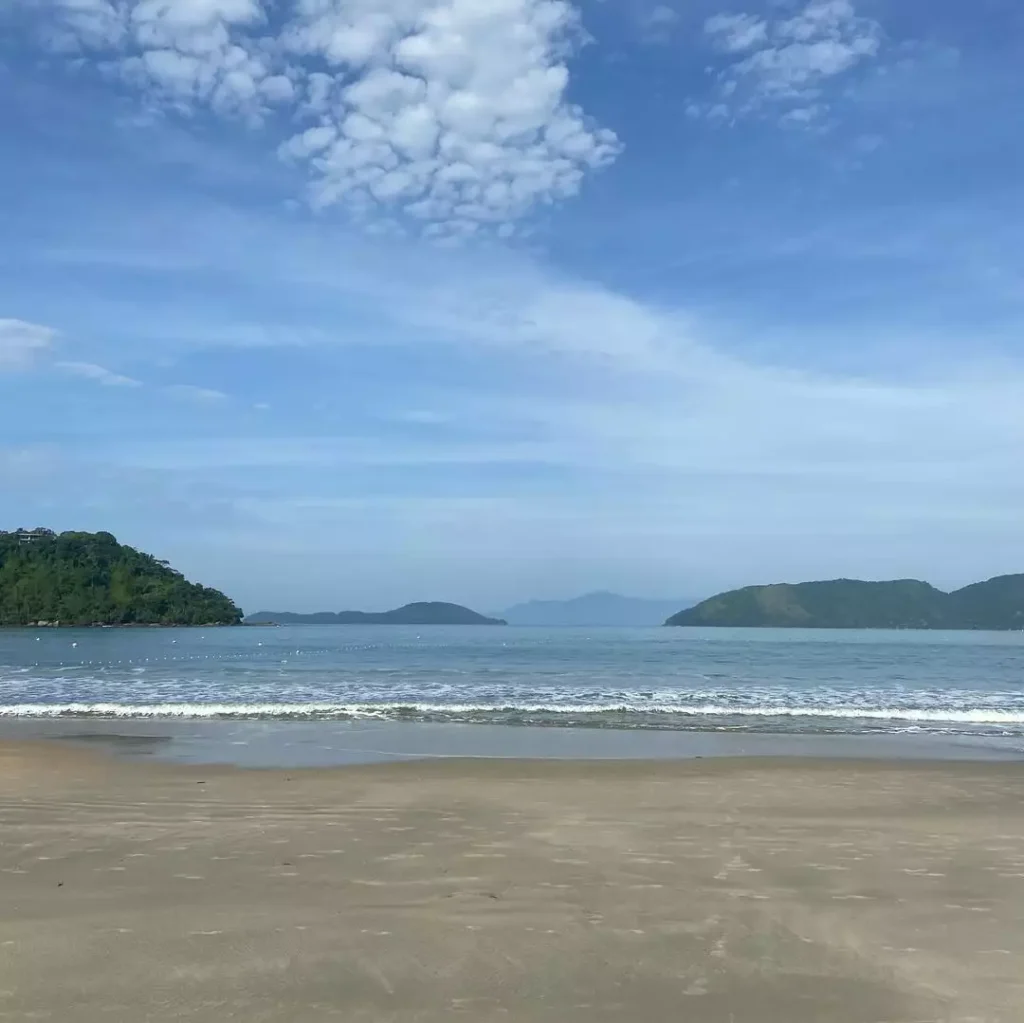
[
  {"xmin": 2, "ymin": 320, "xmax": 142, "ymax": 385},
  {"xmin": 0, "ymin": 319, "xmax": 57, "ymax": 370},
  {"xmin": 166, "ymin": 383, "xmax": 229, "ymax": 401},
  {"xmin": 37, "ymin": 0, "xmax": 278, "ymax": 116},
  {"xmin": 56, "ymin": 360, "xmax": 143, "ymax": 386},
  {"xmin": 697, "ymin": 0, "xmax": 883, "ymax": 124},
  {"xmin": 703, "ymin": 12, "xmax": 766, "ymax": 53},
  {"xmin": 280, "ymin": 0, "xmax": 620, "ymax": 234},
  {"xmin": 28, "ymin": 0, "xmax": 620, "ymax": 234},
  {"xmin": 780, "ymin": 103, "xmax": 825, "ymax": 125},
  {"xmin": 639, "ymin": 4, "xmax": 678, "ymax": 44},
  {"xmin": 38, "ymin": 0, "xmax": 126, "ymax": 49}
]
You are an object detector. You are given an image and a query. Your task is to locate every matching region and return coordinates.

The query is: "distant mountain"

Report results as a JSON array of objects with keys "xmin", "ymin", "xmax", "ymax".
[
  {"xmin": 245, "ymin": 602, "xmax": 506, "ymax": 626},
  {"xmin": 665, "ymin": 575, "xmax": 1024, "ymax": 630},
  {"xmin": 499, "ymin": 591, "xmax": 698, "ymax": 627}
]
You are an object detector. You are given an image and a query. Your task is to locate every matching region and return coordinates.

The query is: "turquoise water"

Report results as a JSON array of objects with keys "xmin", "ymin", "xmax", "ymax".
[{"xmin": 2, "ymin": 625, "xmax": 1023, "ymax": 737}]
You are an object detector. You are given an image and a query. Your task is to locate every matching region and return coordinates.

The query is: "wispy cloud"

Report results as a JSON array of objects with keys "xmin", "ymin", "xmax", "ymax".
[
  {"xmin": 0, "ymin": 318, "xmax": 56, "ymax": 370},
  {"xmin": 694, "ymin": 0, "xmax": 883, "ymax": 124},
  {"xmin": 638, "ymin": 4, "xmax": 678, "ymax": 45},
  {"xmin": 25, "ymin": 0, "xmax": 621, "ymax": 237},
  {"xmin": 703, "ymin": 12, "xmax": 767, "ymax": 54},
  {"xmin": 166, "ymin": 383, "xmax": 229, "ymax": 402},
  {"xmin": 55, "ymin": 360, "xmax": 142, "ymax": 387},
  {"xmin": 43, "ymin": 234, "xmax": 1024, "ymax": 493},
  {"xmin": 8, "ymin": 215, "xmax": 1024, "ymax": 601},
  {"xmin": 2, "ymin": 318, "xmax": 229, "ymax": 398}
]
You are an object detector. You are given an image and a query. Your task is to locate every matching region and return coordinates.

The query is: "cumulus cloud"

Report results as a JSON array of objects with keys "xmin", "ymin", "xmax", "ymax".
[
  {"xmin": 56, "ymin": 360, "xmax": 143, "ymax": 386},
  {"xmin": 26, "ymin": 0, "xmax": 620, "ymax": 235},
  {"xmin": 282, "ymin": 0, "xmax": 621, "ymax": 235},
  {"xmin": 35, "ymin": 0, "xmax": 279, "ymax": 116},
  {"xmin": 696, "ymin": 0, "xmax": 883, "ymax": 124},
  {"xmin": 37, "ymin": 0, "xmax": 126, "ymax": 49},
  {"xmin": 0, "ymin": 319, "xmax": 57, "ymax": 370}
]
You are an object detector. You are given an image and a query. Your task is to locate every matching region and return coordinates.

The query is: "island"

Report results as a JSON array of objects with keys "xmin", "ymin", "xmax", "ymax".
[
  {"xmin": 0, "ymin": 528, "xmax": 242, "ymax": 627},
  {"xmin": 664, "ymin": 574, "xmax": 1024, "ymax": 630},
  {"xmin": 245, "ymin": 602, "xmax": 506, "ymax": 626}
]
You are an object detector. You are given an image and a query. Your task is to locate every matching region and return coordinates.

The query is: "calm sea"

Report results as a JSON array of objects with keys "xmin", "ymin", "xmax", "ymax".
[{"xmin": 1, "ymin": 625, "xmax": 1023, "ymax": 738}]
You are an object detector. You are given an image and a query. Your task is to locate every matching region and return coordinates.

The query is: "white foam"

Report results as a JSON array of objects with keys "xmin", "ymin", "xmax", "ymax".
[{"xmin": 1, "ymin": 701, "xmax": 1024, "ymax": 725}]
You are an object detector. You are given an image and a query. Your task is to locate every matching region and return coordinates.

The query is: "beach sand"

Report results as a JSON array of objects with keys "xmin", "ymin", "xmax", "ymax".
[{"xmin": 2, "ymin": 743, "xmax": 1023, "ymax": 1021}]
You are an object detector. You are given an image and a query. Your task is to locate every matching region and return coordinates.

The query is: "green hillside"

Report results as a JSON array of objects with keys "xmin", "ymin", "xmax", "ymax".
[
  {"xmin": 0, "ymin": 529, "xmax": 242, "ymax": 627},
  {"xmin": 665, "ymin": 575, "xmax": 1024, "ymax": 630},
  {"xmin": 947, "ymin": 575, "xmax": 1024, "ymax": 630}
]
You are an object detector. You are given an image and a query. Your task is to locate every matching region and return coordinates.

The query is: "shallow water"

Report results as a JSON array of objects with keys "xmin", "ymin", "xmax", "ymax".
[{"xmin": 2, "ymin": 625, "xmax": 1023, "ymax": 739}]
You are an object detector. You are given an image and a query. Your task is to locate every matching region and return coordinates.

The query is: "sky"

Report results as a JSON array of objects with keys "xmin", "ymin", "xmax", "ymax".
[{"xmin": 1, "ymin": 0, "xmax": 1023, "ymax": 614}]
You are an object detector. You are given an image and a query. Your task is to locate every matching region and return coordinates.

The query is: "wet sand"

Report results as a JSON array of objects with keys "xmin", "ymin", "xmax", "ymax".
[
  {"xmin": 2, "ymin": 743, "xmax": 1023, "ymax": 1021},
  {"xmin": 5, "ymin": 716, "xmax": 1023, "ymax": 766}
]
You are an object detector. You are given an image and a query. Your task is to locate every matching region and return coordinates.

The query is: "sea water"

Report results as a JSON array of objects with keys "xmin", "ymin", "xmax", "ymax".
[{"xmin": 1, "ymin": 625, "xmax": 1023, "ymax": 738}]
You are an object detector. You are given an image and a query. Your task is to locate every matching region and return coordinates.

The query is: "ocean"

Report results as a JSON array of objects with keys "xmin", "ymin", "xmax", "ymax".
[{"xmin": 2, "ymin": 624, "xmax": 1023, "ymax": 738}]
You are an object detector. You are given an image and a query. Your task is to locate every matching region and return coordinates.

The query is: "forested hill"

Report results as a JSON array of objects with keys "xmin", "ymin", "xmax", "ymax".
[
  {"xmin": 0, "ymin": 529, "xmax": 242, "ymax": 626},
  {"xmin": 665, "ymin": 575, "xmax": 1024, "ymax": 630}
]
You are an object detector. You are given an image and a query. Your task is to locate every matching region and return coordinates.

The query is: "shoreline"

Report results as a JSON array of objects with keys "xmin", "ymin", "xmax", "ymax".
[
  {"xmin": 2, "ymin": 717, "xmax": 1022, "ymax": 768},
  {"xmin": 2, "ymin": 743, "xmax": 1023, "ymax": 1021},
  {"xmin": 7, "ymin": 620, "xmax": 1024, "ymax": 630},
  {"xmin": 1, "ymin": 622, "xmax": 241, "ymax": 629},
  {"xmin": 3, "ymin": 733, "xmax": 1024, "ymax": 775}
]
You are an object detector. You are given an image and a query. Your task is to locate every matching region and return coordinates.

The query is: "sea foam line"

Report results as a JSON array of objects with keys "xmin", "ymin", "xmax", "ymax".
[{"xmin": 2, "ymin": 701, "xmax": 1024, "ymax": 724}]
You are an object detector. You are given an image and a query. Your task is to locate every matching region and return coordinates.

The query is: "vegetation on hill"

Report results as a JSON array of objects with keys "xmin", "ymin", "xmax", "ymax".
[
  {"xmin": 0, "ymin": 529, "xmax": 242, "ymax": 626},
  {"xmin": 245, "ymin": 602, "xmax": 506, "ymax": 626},
  {"xmin": 946, "ymin": 575, "xmax": 1024, "ymax": 631},
  {"xmin": 665, "ymin": 575, "xmax": 1024, "ymax": 630}
]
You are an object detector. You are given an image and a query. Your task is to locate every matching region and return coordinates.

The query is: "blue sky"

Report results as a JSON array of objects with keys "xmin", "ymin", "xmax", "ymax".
[{"xmin": 2, "ymin": 0, "xmax": 1022, "ymax": 613}]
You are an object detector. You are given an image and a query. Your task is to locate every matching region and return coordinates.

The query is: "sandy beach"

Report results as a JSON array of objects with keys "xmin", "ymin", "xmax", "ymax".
[{"xmin": 2, "ymin": 744, "xmax": 1023, "ymax": 1022}]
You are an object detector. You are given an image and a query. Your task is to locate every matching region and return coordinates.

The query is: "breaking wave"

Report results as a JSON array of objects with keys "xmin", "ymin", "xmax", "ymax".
[{"xmin": 2, "ymin": 700, "xmax": 1024, "ymax": 731}]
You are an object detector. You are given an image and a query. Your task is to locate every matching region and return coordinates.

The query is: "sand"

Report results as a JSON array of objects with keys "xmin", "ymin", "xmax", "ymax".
[{"xmin": 2, "ymin": 743, "xmax": 1023, "ymax": 1022}]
